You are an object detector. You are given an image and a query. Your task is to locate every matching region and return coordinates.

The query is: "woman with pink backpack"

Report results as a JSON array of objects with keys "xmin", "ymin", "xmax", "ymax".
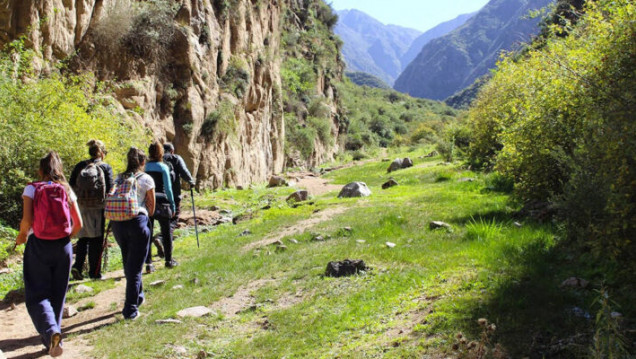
[{"xmin": 15, "ymin": 151, "xmax": 83, "ymax": 357}]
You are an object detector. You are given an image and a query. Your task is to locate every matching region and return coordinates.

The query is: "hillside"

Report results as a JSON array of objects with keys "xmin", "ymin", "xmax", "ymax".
[
  {"xmin": 394, "ymin": 0, "xmax": 553, "ymax": 100},
  {"xmin": 400, "ymin": 12, "xmax": 475, "ymax": 69},
  {"xmin": 335, "ymin": 9, "xmax": 421, "ymax": 85}
]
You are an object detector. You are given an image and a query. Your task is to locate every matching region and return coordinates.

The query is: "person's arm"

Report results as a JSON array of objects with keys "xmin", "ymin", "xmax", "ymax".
[
  {"xmin": 104, "ymin": 164, "xmax": 115, "ymax": 194},
  {"xmin": 176, "ymin": 156, "xmax": 194, "ymax": 185},
  {"xmin": 15, "ymin": 196, "xmax": 33, "ymax": 246},
  {"xmin": 161, "ymin": 165, "xmax": 176, "ymax": 213},
  {"xmin": 69, "ymin": 200, "xmax": 83, "ymax": 238},
  {"xmin": 69, "ymin": 162, "xmax": 82, "ymax": 188},
  {"xmin": 145, "ymin": 188, "xmax": 156, "ymax": 216}
]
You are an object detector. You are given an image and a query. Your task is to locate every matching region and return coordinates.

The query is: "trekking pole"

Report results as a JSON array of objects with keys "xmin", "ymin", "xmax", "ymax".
[
  {"xmin": 190, "ymin": 187, "xmax": 200, "ymax": 248},
  {"xmin": 101, "ymin": 221, "xmax": 112, "ymax": 271}
]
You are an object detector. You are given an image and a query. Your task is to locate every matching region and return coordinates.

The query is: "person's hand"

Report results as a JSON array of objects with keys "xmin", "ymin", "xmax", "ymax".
[
  {"xmin": 189, "ymin": 180, "xmax": 195, "ymax": 186},
  {"xmin": 15, "ymin": 232, "xmax": 27, "ymax": 246}
]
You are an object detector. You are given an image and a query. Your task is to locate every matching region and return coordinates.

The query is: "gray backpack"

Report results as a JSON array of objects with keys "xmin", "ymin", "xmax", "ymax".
[{"xmin": 75, "ymin": 161, "xmax": 106, "ymax": 209}]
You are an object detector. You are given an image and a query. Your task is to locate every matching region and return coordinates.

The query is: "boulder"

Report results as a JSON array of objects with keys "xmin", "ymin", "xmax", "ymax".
[
  {"xmin": 338, "ymin": 182, "xmax": 372, "ymax": 198},
  {"xmin": 560, "ymin": 277, "xmax": 589, "ymax": 289},
  {"xmin": 75, "ymin": 284, "xmax": 93, "ymax": 294},
  {"xmin": 382, "ymin": 179, "xmax": 399, "ymax": 189},
  {"xmin": 268, "ymin": 176, "xmax": 287, "ymax": 187},
  {"xmin": 402, "ymin": 157, "xmax": 413, "ymax": 168},
  {"xmin": 287, "ymin": 190, "xmax": 309, "ymax": 202},
  {"xmin": 387, "ymin": 159, "xmax": 403, "ymax": 173},
  {"xmin": 325, "ymin": 259, "xmax": 368, "ymax": 277},
  {"xmin": 429, "ymin": 221, "xmax": 452, "ymax": 230}
]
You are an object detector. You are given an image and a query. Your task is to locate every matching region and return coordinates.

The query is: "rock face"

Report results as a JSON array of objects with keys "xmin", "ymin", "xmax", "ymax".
[
  {"xmin": 338, "ymin": 182, "xmax": 371, "ymax": 198},
  {"xmin": 0, "ymin": 0, "xmax": 343, "ymax": 189}
]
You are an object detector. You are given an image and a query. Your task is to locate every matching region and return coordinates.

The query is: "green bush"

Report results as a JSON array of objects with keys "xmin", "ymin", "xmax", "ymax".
[
  {"xmin": 201, "ymin": 99, "xmax": 237, "ymax": 140},
  {"xmin": 121, "ymin": 0, "xmax": 178, "ymax": 64},
  {"xmin": 222, "ymin": 56, "xmax": 251, "ymax": 98},
  {"xmin": 0, "ymin": 41, "xmax": 149, "ymax": 227},
  {"xmin": 285, "ymin": 114, "xmax": 316, "ymax": 160},
  {"xmin": 306, "ymin": 116, "xmax": 332, "ymax": 146}
]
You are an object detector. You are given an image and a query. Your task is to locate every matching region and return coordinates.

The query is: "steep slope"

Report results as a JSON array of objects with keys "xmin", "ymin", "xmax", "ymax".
[
  {"xmin": 335, "ymin": 9, "xmax": 420, "ymax": 85},
  {"xmin": 0, "ymin": 0, "xmax": 343, "ymax": 189},
  {"xmin": 400, "ymin": 12, "xmax": 475, "ymax": 70},
  {"xmin": 394, "ymin": 0, "xmax": 554, "ymax": 100}
]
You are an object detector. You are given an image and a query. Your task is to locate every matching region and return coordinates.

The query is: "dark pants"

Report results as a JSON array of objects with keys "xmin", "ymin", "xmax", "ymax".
[
  {"xmin": 170, "ymin": 194, "xmax": 182, "ymax": 230},
  {"xmin": 23, "ymin": 235, "xmax": 72, "ymax": 348},
  {"xmin": 112, "ymin": 215, "xmax": 150, "ymax": 319},
  {"xmin": 147, "ymin": 216, "xmax": 173, "ymax": 264},
  {"xmin": 72, "ymin": 236, "xmax": 104, "ymax": 278}
]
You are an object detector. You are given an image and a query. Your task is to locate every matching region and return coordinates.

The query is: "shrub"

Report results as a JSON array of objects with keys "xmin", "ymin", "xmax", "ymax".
[
  {"xmin": 121, "ymin": 0, "xmax": 178, "ymax": 64},
  {"xmin": 222, "ymin": 56, "xmax": 251, "ymax": 98},
  {"xmin": 285, "ymin": 114, "xmax": 316, "ymax": 160},
  {"xmin": 93, "ymin": 0, "xmax": 137, "ymax": 52},
  {"xmin": 306, "ymin": 116, "xmax": 332, "ymax": 146},
  {"xmin": 201, "ymin": 99, "xmax": 237, "ymax": 140}
]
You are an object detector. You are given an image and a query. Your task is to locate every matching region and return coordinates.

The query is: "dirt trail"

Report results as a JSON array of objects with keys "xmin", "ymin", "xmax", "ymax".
[
  {"xmin": 0, "ymin": 270, "xmax": 126, "ymax": 359},
  {"xmin": 242, "ymin": 206, "xmax": 349, "ymax": 251}
]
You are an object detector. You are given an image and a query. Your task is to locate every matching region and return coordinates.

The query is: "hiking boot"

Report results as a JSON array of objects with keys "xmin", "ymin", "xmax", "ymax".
[
  {"xmin": 153, "ymin": 236, "xmax": 165, "ymax": 258},
  {"xmin": 145, "ymin": 264, "xmax": 155, "ymax": 274},
  {"xmin": 165, "ymin": 260, "xmax": 179, "ymax": 268},
  {"xmin": 71, "ymin": 267, "xmax": 83, "ymax": 281},
  {"xmin": 49, "ymin": 332, "xmax": 63, "ymax": 357}
]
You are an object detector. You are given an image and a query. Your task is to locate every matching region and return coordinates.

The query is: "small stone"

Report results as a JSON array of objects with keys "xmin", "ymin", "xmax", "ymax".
[
  {"xmin": 386, "ymin": 242, "xmax": 396, "ymax": 248},
  {"xmin": 382, "ymin": 158, "xmax": 390, "ymax": 162},
  {"xmin": 288, "ymin": 239, "xmax": 299, "ymax": 244},
  {"xmin": 156, "ymin": 318, "xmax": 183, "ymax": 324},
  {"xmin": 287, "ymin": 190, "xmax": 309, "ymax": 203},
  {"xmin": 190, "ymin": 278, "xmax": 201, "ymax": 285},
  {"xmin": 382, "ymin": 179, "xmax": 399, "ymax": 189},
  {"xmin": 197, "ymin": 350, "xmax": 209, "ymax": 359},
  {"xmin": 150, "ymin": 280, "xmax": 166, "ymax": 287},
  {"xmin": 429, "ymin": 221, "xmax": 452, "ymax": 230},
  {"xmin": 342, "ymin": 227, "xmax": 352, "ymax": 232},
  {"xmin": 268, "ymin": 175, "xmax": 287, "ymax": 187},
  {"xmin": 172, "ymin": 285, "xmax": 184, "ymax": 290},
  {"xmin": 236, "ymin": 185, "xmax": 244, "ymax": 190},
  {"xmin": 176, "ymin": 306, "xmax": 213, "ymax": 318},
  {"xmin": 513, "ymin": 221, "xmax": 523, "ymax": 228},
  {"xmin": 275, "ymin": 245, "xmax": 288, "ymax": 252},
  {"xmin": 311, "ymin": 235, "xmax": 324, "ymax": 242},
  {"xmin": 0, "ymin": 268, "xmax": 10, "ymax": 274},
  {"xmin": 172, "ymin": 346, "xmax": 187, "ymax": 354},
  {"xmin": 63, "ymin": 305, "xmax": 78, "ymax": 318},
  {"xmin": 458, "ymin": 177, "xmax": 475, "ymax": 182},
  {"xmin": 560, "ymin": 277, "xmax": 589, "ymax": 289},
  {"xmin": 219, "ymin": 209, "xmax": 232, "ymax": 215},
  {"xmin": 210, "ymin": 205, "xmax": 220, "ymax": 211},
  {"xmin": 271, "ymin": 239, "xmax": 284, "ymax": 246},
  {"xmin": 75, "ymin": 284, "xmax": 93, "ymax": 294},
  {"xmin": 239, "ymin": 229, "xmax": 252, "ymax": 237},
  {"xmin": 356, "ymin": 240, "xmax": 366, "ymax": 244},
  {"xmin": 401, "ymin": 157, "xmax": 414, "ymax": 168}
]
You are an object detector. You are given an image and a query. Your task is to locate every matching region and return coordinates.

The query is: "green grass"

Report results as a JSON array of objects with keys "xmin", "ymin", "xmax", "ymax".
[{"xmin": 6, "ymin": 151, "xmax": 623, "ymax": 357}]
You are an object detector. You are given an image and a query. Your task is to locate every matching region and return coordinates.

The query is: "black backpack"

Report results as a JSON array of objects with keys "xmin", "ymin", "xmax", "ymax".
[
  {"xmin": 164, "ymin": 155, "xmax": 177, "ymax": 184},
  {"xmin": 74, "ymin": 161, "xmax": 107, "ymax": 209}
]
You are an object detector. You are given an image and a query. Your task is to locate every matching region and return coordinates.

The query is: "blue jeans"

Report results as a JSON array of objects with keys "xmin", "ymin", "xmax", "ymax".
[
  {"xmin": 23, "ymin": 235, "xmax": 72, "ymax": 348},
  {"xmin": 111, "ymin": 215, "xmax": 150, "ymax": 318}
]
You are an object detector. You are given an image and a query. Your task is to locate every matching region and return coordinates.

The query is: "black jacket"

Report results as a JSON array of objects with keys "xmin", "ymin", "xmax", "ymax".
[{"xmin": 163, "ymin": 153, "xmax": 194, "ymax": 196}]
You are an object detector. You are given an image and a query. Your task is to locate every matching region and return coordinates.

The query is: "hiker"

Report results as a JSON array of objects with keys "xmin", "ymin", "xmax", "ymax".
[
  {"xmin": 15, "ymin": 151, "xmax": 83, "ymax": 357},
  {"xmin": 144, "ymin": 141, "xmax": 177, "ymax": 272},
  {"xmin": 69, "ymin": 139, "xmax": 114, "ymax": 280},
  {"xmin": 163, "ymin": 143, "xmax": 195, "ymax": 230},
  {"xmin": 106, "ymin": 147, "xmax": 155, "ymax": 320}
]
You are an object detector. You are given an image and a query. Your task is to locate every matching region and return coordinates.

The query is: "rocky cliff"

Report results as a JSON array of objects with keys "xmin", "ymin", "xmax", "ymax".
[{"xmin": 0, "ymin": 0, "xmax": 343, "ymax": 188}]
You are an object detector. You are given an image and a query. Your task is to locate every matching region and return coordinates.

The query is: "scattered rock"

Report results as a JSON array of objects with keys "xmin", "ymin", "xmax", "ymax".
[
  {"xmin": 311, "ymin": 235, "xmax": 325, "ymax": 242},
  {"xmin": 382, "ymin": 158, "xmax": 390, "ymax": 162},
  {"xmin": 239, "ymin": 229, "xmax": 252, "ymax": 237},
  {"xmin": 270, "ymin": 240, "xmax": 284, "ymax": 246},
  {"xmin": 513, "ymin": 221, "xmax": 523, "ymax": 228},
  {"xmin": 402, "ymin": 157, "xmax": 413, "ymax": 168},
  {"xmin": 75, "ymin": 284, "xmax": 93, "ymax": 294},
  {"xmin": 382, "ymin": 179, "xmax": 399, "ymax": 189},
  {"xmin": 63, "ymin": 305, "xmax": 78, "ymax": 318},
  {"xmin": 172, "ymin": 346, "xmax": 187, "ymax": 354},
  {"xmin": 338, "ymin": 182, "xmax": 372, "ymax": 198},
  {"xmin": 325, "ymin": 259, "xmax": 368, "ymax": 277},
  {"xmin": 385, "ymin": 242, "xmax": 396, "ymax": 248},
  {"xmin": 356, "ymin": 240, "xmax": 366, "ymax": 244},
  {"xmin": 0, "ymin": 268, "xmax": 11, "ymax": 274},
  {"xmin": 429, "ymin": 221, "xmax": 452, "ymax": 231},
  {"xmin": 287, "ymin": 190, "xmax": 309, "ymax": 202},
  {"xmin": 268, "ymin": 176, "xmax": 287, "ymax": 187},
  {"xmin": 342, "ymin": 227, "xmax": 353, "ymax": 233},
  {"xmin": 172, "ymin": 285, "xmax": 184, "ymax": 290},
  {"xmin": 197, "ymin": 350, "xmax": 209, "ymax": 359},
  {"xmin": 423, "ymin": 151, "xmax": 438, "ymax": 158},
  {"xmin": 387, "ymin": 158, "xmax": 404, "ymax": 173},
  {"xmin": 190, "ymin": 278, "xmax": 201, "ymax": 285},
  {"xmin": 155, "ymin": 318, "xmax": 183, "ymax": 325},
  {"xmin": 209, "ymin": 205, "xmax": 220, "ymax": 211},
  {"xmin": 219, "ymin": 209, "xmax": 232, "ymax": 215},
  {"xmin": 176, "ymin": 306, "xmax": 214, "ymax": 318},
  {"xmin": 560, "ymin": 277, "xmax": 589, "ymax": 289},
  {"xmin": 288, "ymin": 239, "xmax": 299, "ymax": 244},
  {"xmin": 275, "ymin": 245, "xmax": 288, "ymax": 252},
  {"xmin": 458, "ymin": 177, "xmax": 475, "ymax": 182},
  {"xmin": 236, "ymin": 185, "xmax": 244, "ymax": 190},
  {"xmin": 150, "ymin": 280, "xmax": 166, "ymax": 287}
]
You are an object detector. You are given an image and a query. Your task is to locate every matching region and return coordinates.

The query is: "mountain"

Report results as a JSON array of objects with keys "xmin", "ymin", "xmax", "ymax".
[
  {"xmin": 335, "ymin": 9, "xmax": 421, "ymax": 85},
  {"xmin": 345, "ymin": 71, "xmax": 391, "ymax": 89},
  {"xmin": 394, "ymin": 0, "xmax": 554, "ymax": 100},
  {"xmin": 400, "ymin": 12, "xmax": 475, "ymax": 70}
]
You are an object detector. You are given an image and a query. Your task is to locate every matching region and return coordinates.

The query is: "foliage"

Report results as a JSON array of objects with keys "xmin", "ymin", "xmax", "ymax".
[
  {"xmin": 201, "ymin": 99, "xmax": 237, "ymax": 140},
  {"xmin": 344, "ymin": 71, "xmax": 391, "ymax": 89},
  {"xmin": 467, "ymin": 0, "xmax": 636, "ymax": 270},
  {"xmin": 284, "ymin": 114, "xmax": 316, "ymax": 160},
  {"xmin": 0, "ymin": 40, "xmax": 149, "ymax": 227},
  {"xmin": 222, "ymin": 56, "xmax": 251, "ymax": 98},
  {"xmin": 591, "ymin": 288, "xmax": 629, "ymax": 358}
]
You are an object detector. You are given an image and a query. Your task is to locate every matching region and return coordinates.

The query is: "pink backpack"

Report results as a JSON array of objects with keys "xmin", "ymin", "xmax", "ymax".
[{"xmin": 31, "ymin": 182, "xmax": 72, "ymax": 240}]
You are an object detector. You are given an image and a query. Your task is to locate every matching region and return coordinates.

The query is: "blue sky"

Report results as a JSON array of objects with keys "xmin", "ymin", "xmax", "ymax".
[{"xmin": 328, "ymin": 0, "xmax": 490, "ymax": 32}]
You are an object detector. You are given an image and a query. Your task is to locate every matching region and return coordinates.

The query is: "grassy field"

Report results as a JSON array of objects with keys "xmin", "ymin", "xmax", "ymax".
[{"xmin": 7, "ymin": 148, "xmax": 617, "ymax": 358}]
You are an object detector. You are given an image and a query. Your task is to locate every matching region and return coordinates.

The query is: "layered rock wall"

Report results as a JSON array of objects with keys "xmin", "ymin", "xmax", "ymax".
[{"xmin": 0, "ymin": 0, "xmax": 342, "ymax": 188}]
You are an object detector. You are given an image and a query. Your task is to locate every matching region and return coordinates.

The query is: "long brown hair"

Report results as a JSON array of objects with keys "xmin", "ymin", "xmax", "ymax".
[
  {"xmin": 38, "ymin": 151, "xmax": 71, "ymax": 192},
  {"xmin": 148, "ymin": 141, "xmax": 164, "ymax": 162},
  {"xmin": 124, "ymin": 147, "xmax": 147, "ymax": 175}
]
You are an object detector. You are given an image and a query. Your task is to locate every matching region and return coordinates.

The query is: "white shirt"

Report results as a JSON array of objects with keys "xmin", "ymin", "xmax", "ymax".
[{"xmin": 23, "ymin": 182, "xmax": 78, "ymax": 202}]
